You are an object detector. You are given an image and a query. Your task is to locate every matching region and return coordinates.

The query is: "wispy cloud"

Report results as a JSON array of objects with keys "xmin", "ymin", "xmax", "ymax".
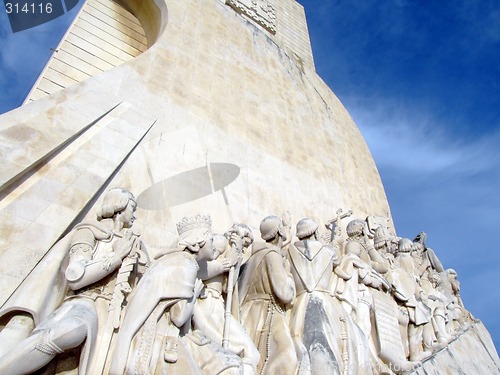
[
  {"xmin": 347, "ymin": 98, "xmax": 500, "ymax": 347},
  {"xmin": 351, "ymin": 98, "xmax": 500, "ymax": 176}
]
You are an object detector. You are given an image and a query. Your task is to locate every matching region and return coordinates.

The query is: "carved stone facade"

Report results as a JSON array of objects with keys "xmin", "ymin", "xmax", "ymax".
[
  {"xmin": 0, "ymin": 193, "xmax": 497, "ymax": 374},
  {"xmin": 226, "ymin": 0, "xmax": 277, "ymax": 34},
  {"xmin": 0, "ymin": 0, "xmax": 499, "ymax": 374}
]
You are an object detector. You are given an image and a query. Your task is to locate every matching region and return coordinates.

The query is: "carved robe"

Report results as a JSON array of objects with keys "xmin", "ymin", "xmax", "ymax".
[
  {"xmin": 238, "ymin": 242, "xmax": 297, "ymax": 375},
  {"xmin": 287, "ymin": 240, "xmax": 345, "ymax": 374},
  {"xmin": 193, "ymin": 265, "xmax": 260, "ymax": 373},
  {"xmin": 110, "ymin": 250, "xmax": 241, "ymax": 375}
]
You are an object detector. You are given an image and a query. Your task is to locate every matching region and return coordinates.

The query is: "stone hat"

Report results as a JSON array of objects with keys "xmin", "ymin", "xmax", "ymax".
[
  {"xmin": 296, "ymin": 218, "xmax": 318, "ymax": 239},
  {"xmin": 260, "ymin": 215, "xmax": 282, "ymax": 241}
]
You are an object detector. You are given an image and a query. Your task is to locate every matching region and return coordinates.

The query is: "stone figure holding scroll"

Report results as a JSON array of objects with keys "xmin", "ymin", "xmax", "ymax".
[
  {"xmin": 0, "ymin": 188, "xmax": 148, "ymax": 375},
  {"xmin": 238, "ymin": 215, "xmax": 297, "ymax": 375}
]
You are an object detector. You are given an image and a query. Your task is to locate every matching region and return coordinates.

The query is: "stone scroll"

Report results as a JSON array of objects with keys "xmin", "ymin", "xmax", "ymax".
[{"xmin": 372, "ymin": 290, "xmax": 407, "ymax": 362}]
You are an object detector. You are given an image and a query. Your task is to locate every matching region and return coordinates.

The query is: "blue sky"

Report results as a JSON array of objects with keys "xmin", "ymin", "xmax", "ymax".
[
  {"xmin": 0, "ymin": 1, "xmax": 83, "ymax": 112},
  {"xmin": 1, "ymin": 0, "xmax": 499, "ymax": 352},
  {"xmin": 298, "ymin": 0, "xmax": 500, "ymax": 350}
]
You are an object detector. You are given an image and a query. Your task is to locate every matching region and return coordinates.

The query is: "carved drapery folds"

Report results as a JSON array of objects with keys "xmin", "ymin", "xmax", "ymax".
[{"xmin": 0, "ymin": 190, "xmax": 478, "ymax": 374}]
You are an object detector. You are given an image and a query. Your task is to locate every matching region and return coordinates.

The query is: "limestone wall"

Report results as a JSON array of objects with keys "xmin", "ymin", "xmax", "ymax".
[{"xmin": 0, "ymin": 0, "xmax": 391, "ymax": 304}]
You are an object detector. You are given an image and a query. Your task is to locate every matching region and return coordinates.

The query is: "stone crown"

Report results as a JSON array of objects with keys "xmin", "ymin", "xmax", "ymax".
[{"xmin": 176, "ymin": 214, "xmax": 212, "ymax": 236}]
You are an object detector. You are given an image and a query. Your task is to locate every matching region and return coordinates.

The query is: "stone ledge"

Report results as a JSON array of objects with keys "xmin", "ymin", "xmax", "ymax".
[{"xmin": 412, "ymin": 320, "xmax": 500, "ymax": 374}]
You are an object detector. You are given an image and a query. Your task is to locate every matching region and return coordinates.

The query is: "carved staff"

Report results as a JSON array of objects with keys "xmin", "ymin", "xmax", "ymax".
[
  {"xmin": 91, "ymin": 232, "xmax": 143, "ymax": 374},
  {"xmin": 222, "ymin": 263, "xmax": 235, "ymax": 349},
  {"xmin": 222, "ymin": 230, "xmax": 244, "ymax": 349},
  {"xmin": 326, "ymin": 208, "xmax": 353, "ymax": 242}
]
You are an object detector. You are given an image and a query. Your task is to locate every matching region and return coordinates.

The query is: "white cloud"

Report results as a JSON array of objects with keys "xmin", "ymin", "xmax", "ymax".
[{"xmin": 347, "ymin": 98, "xmax": 500, "ymax": 177}]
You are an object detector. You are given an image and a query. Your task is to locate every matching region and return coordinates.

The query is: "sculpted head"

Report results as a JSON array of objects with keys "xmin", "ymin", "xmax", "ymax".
[
  {"xmin": 373, "ymin": 225, "xmax": 390, "ymax": 250},
  {"xmin": 177, "ymin": 215, "xmax": 215, "ymax": 261},
  {"xmin": 346, "ymin": 219, "xmax": 365, "ymax": 238},
  {"xmin": 412, "ymin": 241, "xmax": 424, "ymax": 257},
  {"xmin": 260, "ymin": 215, "xmax": 287, "ymax": 243},
  {"xmin": 226, "ymin": 223, "xmax": 254, "ymax": 248},
  {"xmin": 428, "ymin": 270, "xmax": 441, "ymax": 286},
  {"xmin": 213, "ymin": 234, "xmax": 228, "ymax": 260},
  {"xmin": 447, "ymin": 268, "xmax": 458, "ymax": 282},
  {"xmin": 397, "ymin": 238, "xmax": 413, "ymax": 254},
  {"xmin": 96, "ymin": 188, "xmax": 137, "ymax": 229},
  {"xmin": 296, "ymin": 218, "xmax": 319, "ymax": 240}
]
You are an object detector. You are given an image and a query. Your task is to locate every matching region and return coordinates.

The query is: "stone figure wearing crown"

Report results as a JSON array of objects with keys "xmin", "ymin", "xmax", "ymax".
[{"xmin": 109, "ymin": 214, "xmax": 242, "ymax": 375}]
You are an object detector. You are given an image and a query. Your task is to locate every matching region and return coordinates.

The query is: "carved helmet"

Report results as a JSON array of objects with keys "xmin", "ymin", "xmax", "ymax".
[{"xmin": 296, "ymin": 218, "xmax": 319, "ymax": 239}]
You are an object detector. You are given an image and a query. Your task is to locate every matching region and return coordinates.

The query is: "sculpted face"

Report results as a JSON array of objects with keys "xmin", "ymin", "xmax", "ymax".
[
  {"xmin": 198, "ymin": 232, "xmax": 216, "ymax": 261},
  {"xmin": 121, "ymin": 199, "xmax": 137, "ymax": 229}
]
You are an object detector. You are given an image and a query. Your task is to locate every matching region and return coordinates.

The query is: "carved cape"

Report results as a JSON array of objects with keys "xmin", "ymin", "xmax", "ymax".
[
  {"xmin": 110, "ymin": 250, "xmax": 198, "ymax": 375},
  {"xmin": 0, "ymin": 223, "xmax": 114, "ymax": 324}
]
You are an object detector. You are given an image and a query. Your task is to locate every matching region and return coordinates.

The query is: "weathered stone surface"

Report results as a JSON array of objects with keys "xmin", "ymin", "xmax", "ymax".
[{"xmin": 0, "ymin": 1, "xmax": 498, "ymax": 374}]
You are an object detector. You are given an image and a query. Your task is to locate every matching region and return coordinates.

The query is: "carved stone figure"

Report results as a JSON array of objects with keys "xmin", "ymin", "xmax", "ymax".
[
  {"xmin": 413, "ymin": 232, "xmax": 444, "ymax": 273},
  {"xmin": 410, "ymin": 241, "xmax": 442, "ymax": 351},
  {"xmin": 373, "ymin": 225, "xmax": 395, "ymax": 265},
  {"xmin": 238, "ymin": 215, "xmax": 297, "ymax": 375},
  {"xmin": 109, "ymin": 215, "xmax": 242, "ymax": 375},
  {"xmin": 336, "ymin": 220, "xmax": 389, "ymax": 340},
  {"xmin": 194, "ymin": 229, "xmax": 260, "ymax": 375},
  {"xmin": 288, "ymin": 217, "xmax": 376, "ymax": 375},
  {"xmin": 445, "ymin": 268, "xmax": 469, "ymax": 328},
  {"xmin": 0, "ymin": 188, "xmax": 148, "ymax": 375},
  {"xmin": 426, "ymin": 270, "xmax": 454, "ymax": 345},
  {"xmin": 390, "ymin": 238, "xmax": 432, "ymax": 362}
]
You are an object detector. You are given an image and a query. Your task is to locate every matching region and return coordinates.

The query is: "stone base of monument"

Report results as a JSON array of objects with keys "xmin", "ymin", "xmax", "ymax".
[{"xmin": 411, "ymin": 320, "xmax": 500, "ymax": 374}]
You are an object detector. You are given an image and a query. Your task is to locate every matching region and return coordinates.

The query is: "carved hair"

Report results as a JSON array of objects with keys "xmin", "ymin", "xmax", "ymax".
[
  {"xmin": 428, "ymin": 269, "xmax": 441, "ymax": 285},
  {"xmin": 373, "ymin": 225, "xmax": 389, "ymax": 249},
  {"xmin": 260, "ymin": 215, "xmax": 282, "ymax": 241},
  {"xmin": 96, "ymin": 188, "xmax": 135, "ymax": 221},
  {"xmin": 397, "ymin": 238, "xmax": 413, "ymax": 253},
  {"xmin": 346, "ymin": 219, "xmax": 364, "ymax": 238},
  {"xmin": 225, "ymin": 223, "xmax": 254, "ymax": 244},
  {"xmin": 296, "ymin": 218, "xmax": 318, "ymax": 240}
]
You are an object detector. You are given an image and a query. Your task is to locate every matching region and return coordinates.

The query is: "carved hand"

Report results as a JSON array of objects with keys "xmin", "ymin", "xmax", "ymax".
[
  {"xmin": 194, "ymin": 278, "xmax": 204, "ymax": 298},
  {"xmin": 113, "ymin": 230, "xmax": 135, "ymax": 259},
  {"xmin": 228, "ymin": 233, "xmax": 243, "ymax": 259},
  {"xmin": 219, "ymin": 258, "xmax": 232, "ymax": 272}
]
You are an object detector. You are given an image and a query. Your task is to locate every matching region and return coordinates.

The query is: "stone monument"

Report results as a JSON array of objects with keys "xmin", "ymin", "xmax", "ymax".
[{"xmin": 0, "ymin": 0, "xmax": 498, "ymax": 374}]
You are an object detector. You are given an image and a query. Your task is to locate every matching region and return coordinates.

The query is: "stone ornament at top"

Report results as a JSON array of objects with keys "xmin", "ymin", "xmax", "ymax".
[{"xmin": 226, "ymin": 0, "xmax": 277, "ymax": 34}]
